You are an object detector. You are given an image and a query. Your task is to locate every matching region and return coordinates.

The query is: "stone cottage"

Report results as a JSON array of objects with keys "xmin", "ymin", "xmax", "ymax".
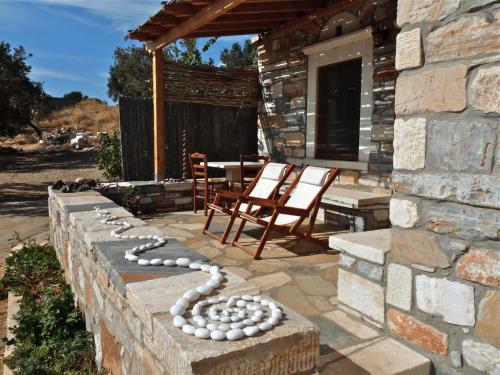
[{"xmin": 128, "ymin": 0, "xmax": 500, "ymax": 373}]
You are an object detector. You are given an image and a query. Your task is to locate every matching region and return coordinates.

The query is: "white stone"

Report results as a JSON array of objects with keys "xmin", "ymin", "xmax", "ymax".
[
  {"xmin": 183, "ymin": 289, "xmax": 200, "ymax": 302},
  {"xmin": 396, "ymin": 28, "xmax": 422, "ymax": 70},
  {"xmin": 259, "ymin": 322, "xmax": 273, "ymax": 331},
  {"xmin": 242, "ymin": 295, "xmax": 253, "ymax": 301},
  {"xmin": 150, "ymin": 258, "xmax": 163, "ymax": 266},
  {"xmin": 210, "ymin": 330, "xmax": 226, "ymax": 341},
  {"xmin": 253, "ymin": 295, "xmax": 262, "ymax": 303},
  {"xmin": 227, "ymin": 329, "xmax": 244, "ymax": 341},
  {"xmin": 210, "ymin": 265, "xmax": 220, "ymax": 275},
  {"xmin": 176, "ymin": 297, "xmax": 189, "ymax": 308},
  {"xmin": 194, "ymin": 328, "xmax": 210, "ymax": 339},
  {"xmin": 220, "ymin": 316, "xmax": 231, "ymax": 323},
  {"xmin": 338, "ymin": 269, "xmax": 384, "ymax": 323},
  {"xmin": 138, "ymin": 259, "xmax": 150, "ymax": 266},
  {"xmin": 127, "ymin": 255, "xmax": 139, "ymax": 262},
  {"xmin": 182, "ymin": 324, "xmax": 196, "ymax": 335},
  {"xmin": 206, "ymin": 323, "xmax": 217, "ymax": 331},
  {"xmin": 390, "ymin": 198, "xmax": 419, "ymax": 228},
  {"xmin": 462, "ymin": 339, "xmax": 500, "ymax": 374},
  {"xmin": 189, "ymin": 262, "xmax": 201, "ymax": 270},
  {"xmin": 329, "ymin": 229, "xmax": 391, "ymax": 265},
  {"xmin": 243, "ymin": 326, "xmax": 260, "ymax": 337},
  {"xmin": 218, "ymin": 323, "xmax": 230, "ymax": 332},
  {"xmin": 196, "ymin": 285, "xmax": 213, "ymax": 295},
  {"xmin": 176, "ymin": 258, "xmax": 191, "ymax": 267},
  {"xmin": 196, "ymin": 319, "xmax": 207, "ymax": 328},
  {"xmin": 393, "ymin": 118, "xmax": 426, "ymax": 170},
  {"xmin": 230, "ymin": 322, "xmax": 243, "ymax": 329},
  {"xmin": 416, "ymin": 275, "xmax": 475, "ymax": 326},
  {"xmin": 200, "ymin": 264, "xmax": 211, "ymax": 272},
  {"xmin": 386, "ymin": 263, "xmax": 412, "ymax": 311},
  {"xmin": 236, "ymin": 300, "xmax": 247, "ymax": 307},
  {"xmin": 173, "ymin": 315, "xmax": 186, "ymax": 328},
  {"xmin": 170, "ymin": 304, "xmax": 185, "ymax": 316},
  {"xmin": 163, "ymin": 259, "xmax": 176, "ymax": 266}
]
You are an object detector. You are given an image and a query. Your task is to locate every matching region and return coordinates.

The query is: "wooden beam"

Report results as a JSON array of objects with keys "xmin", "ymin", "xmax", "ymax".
[
  {"xmin": 152, "ymin": 49, "xmax": 165, "ymax": 181},
  {"xmin": 267, "ymin": 0, "xmax": 365, "ymax": 38},
  {"xmin": 228, "ymin": 1, "xmax": 323, "ymax": 14},
  {"xmin": 161, "ymin": 3, "xmax": 198, "ymax": 17},
  {"xmin": 150, "ymin": 0, "xmax": 248, "ymax": 51},
  {"xmin": 211, "ymin": 12, "xmax": 301, "ymax": 24},
  {"xmin": 197, "ymin": 20, "xmax": 280, "ymax": 32},
  {"xmin": 149, "ymin": 14, "xmax": 181, "ymax": 27}
]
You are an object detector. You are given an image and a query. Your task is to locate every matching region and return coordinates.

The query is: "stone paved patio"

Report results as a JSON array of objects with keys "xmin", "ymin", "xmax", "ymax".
[{"xmin": 145, "ymin": 211, "xmax": 395, "ymax": 373}]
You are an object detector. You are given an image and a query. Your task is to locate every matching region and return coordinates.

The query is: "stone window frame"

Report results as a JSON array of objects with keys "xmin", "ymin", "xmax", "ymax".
[{"xmin": 302, "ymin": 27, "xmax": 374, "ymax": 170}]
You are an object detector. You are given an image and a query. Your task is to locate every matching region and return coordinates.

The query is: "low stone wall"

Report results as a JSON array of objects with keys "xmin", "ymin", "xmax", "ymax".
[
  {"xmin": 48, "ymin": 188, "xmax": 320, "ymax": 375},
  {"xmin": 100, "ymin": 181, "xmax": 192, "ymax": 214}
]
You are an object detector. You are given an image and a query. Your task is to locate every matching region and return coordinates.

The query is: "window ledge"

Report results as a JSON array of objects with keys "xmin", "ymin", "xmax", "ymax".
[{"xmin": 286, "ymin": 158, "xmax": 368, "ymax": 171}]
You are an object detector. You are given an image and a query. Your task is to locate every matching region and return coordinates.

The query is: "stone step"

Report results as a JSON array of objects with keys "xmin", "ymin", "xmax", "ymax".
[
  {"xmin": 320, "ymin": 309, "xmax": 431, "ymax": 375},
  {"xmin": 329, "ymin": 228, "xmax": 391, "ymax": 265}
]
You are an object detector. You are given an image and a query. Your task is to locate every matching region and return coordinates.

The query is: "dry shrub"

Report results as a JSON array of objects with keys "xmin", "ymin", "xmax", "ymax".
[{"xmin": 38, "ymin": 99, "xmax": 119, "ymax": 134}]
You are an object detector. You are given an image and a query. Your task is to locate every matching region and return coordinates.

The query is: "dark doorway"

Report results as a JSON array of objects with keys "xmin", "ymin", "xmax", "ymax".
[{"xmin": 315, "ymin": 58, "xmax": 362, "ymax": 161}]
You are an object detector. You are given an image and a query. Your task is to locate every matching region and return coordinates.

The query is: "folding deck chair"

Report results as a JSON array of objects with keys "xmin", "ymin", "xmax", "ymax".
[
  {"xmin": 231, "ymin": 166, "xmax": 340, "ymax": 259},
  {"xmin": 203, "ymin": 161, "xmax": 294, "ymax": 244}
]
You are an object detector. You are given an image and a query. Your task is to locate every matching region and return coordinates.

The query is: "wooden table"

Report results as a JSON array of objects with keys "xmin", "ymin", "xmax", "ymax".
[{"xmin": 202, "ymin": 161, "xmax": 264, "ymax": 182}]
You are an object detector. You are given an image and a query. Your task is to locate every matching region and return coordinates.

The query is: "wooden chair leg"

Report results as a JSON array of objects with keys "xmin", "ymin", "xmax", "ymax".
[
  {"xmin": 253, "ymin": 215, "xmax": 277, "ymax": 260},
  {"xmin": 232, "ymin": 218, "xmax": 247, "ymax": 243},
  {"xmin": 221, "ymin": 215, "xmax": 236, "ymax": 244},
  {"xmin": 193, "ymin": 190, "xmax": 197, "ymax": 213},
  {"xmin": 203, "ymin": 207, "xmax": 216, "ymax": 234}
]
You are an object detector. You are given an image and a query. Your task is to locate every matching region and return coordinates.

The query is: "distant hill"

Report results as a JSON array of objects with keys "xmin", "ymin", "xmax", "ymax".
[{"xmin": 38, "ymin": 99, "xmax": 118, "ymax": 135}]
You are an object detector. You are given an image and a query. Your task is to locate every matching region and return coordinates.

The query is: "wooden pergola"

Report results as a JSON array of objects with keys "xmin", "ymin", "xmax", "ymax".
[{"xmin": 127, "ymin": 0, "xmax": 363, "ymax": 181}]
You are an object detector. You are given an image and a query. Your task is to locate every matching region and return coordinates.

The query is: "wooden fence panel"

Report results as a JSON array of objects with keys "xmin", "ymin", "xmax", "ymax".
[
  {"xmin": 119, "ymin": 99, "xmax": 257, "ymax": 180},
  {"xmin": 119, "ymin": 98, "xmax": 154, "ymax": 181}
]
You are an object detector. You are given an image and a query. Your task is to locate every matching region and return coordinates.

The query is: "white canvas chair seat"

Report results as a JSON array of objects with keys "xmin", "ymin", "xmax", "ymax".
[
  {"xmin": 262, "ymin": 166, "xmax": 329, "ymax": 226},
  {"xmin": 230, "ymin": 163, "xmax": 287, "ymax": 214}
]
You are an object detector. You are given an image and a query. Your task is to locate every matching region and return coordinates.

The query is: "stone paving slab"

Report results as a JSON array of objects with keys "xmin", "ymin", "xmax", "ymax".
[
  {"xmin": 95, "ymin": 238, "xmax": 209, "ymax": 296},
  {"xmin": 127, "ymin": 271, "xmax": 319, "ymax": 375},
  {"xmin": 82, "ymin": 225, "xmax": 166, "ymax": 249},
  {"xmin": 68, "ymin": 206, "xmax": 134, "ymax": 226},
  {"xmin": 62, "ymin": 201, "xmax": 119, "ymax": 216},
  {"xmin": 323, "ymin": 186, "xmax": 391, "ymax": 208},
  {"xmin": 329, "ymin": 229, "xmax": 391, "ymax": 265}
]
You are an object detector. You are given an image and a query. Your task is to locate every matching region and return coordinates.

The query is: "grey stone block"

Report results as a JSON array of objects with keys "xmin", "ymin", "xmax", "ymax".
[{"xmin": 356, "ymin": 260, "xmax": 384, "ymax": 281}]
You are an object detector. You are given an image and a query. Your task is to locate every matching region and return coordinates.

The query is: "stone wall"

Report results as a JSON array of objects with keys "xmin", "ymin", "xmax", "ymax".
[
  {"xmin": 100, "ymin": 181, "xmax": 192, "ymax": 214},
  {"xmin": 257, "ymin": 0, "xmax": 398, "ymax": 188},
  {"xmin": 48, "ymin": 188, "xmax": 320, "ymax": 374},
  {"xmin": 389, "ymin": 0, "xmax": 500, "ymax": 373}
]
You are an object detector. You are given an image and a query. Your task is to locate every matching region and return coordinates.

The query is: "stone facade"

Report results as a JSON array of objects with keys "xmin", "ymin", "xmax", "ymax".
[
  {"xmin": 48, "ymin": 188, "xmax": 320, "ymax": 374},
  {"xmin": 257, "ymin": 0, "xmax": 398, "ymax": 187},
  {"xmin": 388, "ymin": 0, "xmax": 500, "ymax": 373}
]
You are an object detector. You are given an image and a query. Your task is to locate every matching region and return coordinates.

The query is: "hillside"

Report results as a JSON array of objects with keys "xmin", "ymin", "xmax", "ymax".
[
  {"xmin": 1, "ymin": 99, "xmax": 119, "ymax": 150},
  {"xmin": 38, "ymin": 99, "xmax": 118, "ymax": 135}
]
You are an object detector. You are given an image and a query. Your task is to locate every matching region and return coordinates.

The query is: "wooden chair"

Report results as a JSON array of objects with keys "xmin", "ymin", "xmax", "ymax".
[
  {"xmin": 231, "ymin": 166, "xmax": 340, "ymax": 259},
  {"xmin": 189, "ymin": 152, "xmax": 227, "ymax": 216},
  {"xmin": 232, "ymin": 154, "xmax": 270, "ymax": 192},
  {"xmin": 203, "ymin": 162, "xmax": 294, "ymax": 244}
]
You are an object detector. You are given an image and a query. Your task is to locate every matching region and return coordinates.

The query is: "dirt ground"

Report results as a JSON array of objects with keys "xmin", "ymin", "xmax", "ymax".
[
  {"xmin": 0, "ymin": 148, "xmax": 104, "ymax": 256},
  {"xmin": 0, "ymin": 147, "xmax": 104, "ymax": 372}
]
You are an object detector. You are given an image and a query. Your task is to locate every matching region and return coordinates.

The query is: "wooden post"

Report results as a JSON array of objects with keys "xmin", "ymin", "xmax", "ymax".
[{"xmin": 153, "ymin": 48, "xmax": 165, "ymax": 181}]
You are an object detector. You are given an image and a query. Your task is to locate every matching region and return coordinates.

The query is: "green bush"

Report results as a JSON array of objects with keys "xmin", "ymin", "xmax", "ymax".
[
  {"xmin": 0, "ymin": 242, "xmax": 101, "ymax": 375},
  {"xmin": 96, "ymin": 131, "xmax": 123, "ymax": 181}
]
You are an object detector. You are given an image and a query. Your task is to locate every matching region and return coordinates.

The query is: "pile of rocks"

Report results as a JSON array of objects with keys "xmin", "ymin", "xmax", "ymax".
[{"xmin": 51, "ymin": 178, "xmax": 98, "ymax": 193}]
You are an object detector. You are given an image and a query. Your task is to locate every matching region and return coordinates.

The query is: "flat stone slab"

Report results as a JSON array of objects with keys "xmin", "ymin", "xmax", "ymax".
[
  {"xmin": 95, "ymin": 238, "xmax": 209, "ymax": 295},
  {"xmin": 330, "ymin": 336, "xmax": 430, "ymax": 374},
  {"xmin": 329, "ymin": 229, "xmax": 391, "ymax": 265},
  {"xmin": 322, "ymin": 187, "xmax": 391, "ymax": 208},
  {"xmin": 127, "ymin": 271, "xmax": 320, "ymax": 375}
]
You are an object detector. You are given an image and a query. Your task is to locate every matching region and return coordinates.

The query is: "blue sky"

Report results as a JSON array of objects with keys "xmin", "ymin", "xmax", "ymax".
[{"xmin": 0, "ymin": 0, "xmax": 253, "ymax": 103}]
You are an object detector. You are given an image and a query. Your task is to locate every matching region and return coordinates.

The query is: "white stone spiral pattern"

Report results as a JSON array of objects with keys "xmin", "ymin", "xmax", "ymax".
[{"xmin": 94, "ymin": 207, "xmax": 284, "ymax": 341}]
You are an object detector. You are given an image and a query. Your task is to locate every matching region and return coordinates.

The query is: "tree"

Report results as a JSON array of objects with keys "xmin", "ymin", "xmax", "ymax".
[
  {"xmin": 107, "ymin": 39, "xmax": 214, "ymax": 101},
  {"xmin": 220, "ymin": 39, "xmax": 256, "ymax": 68},
  {"xmin": 0, "ymin": 42, "xmax": 47, "ymax": 138}
]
